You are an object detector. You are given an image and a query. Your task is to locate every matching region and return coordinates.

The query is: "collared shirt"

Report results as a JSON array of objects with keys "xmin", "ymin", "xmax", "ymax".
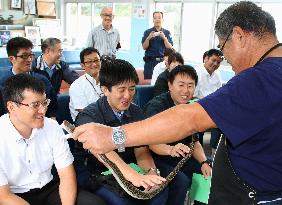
[
  {"xmin": 74, "ymin": 96, "xmax": 144, "ymax": 175},
  {"xmin": 43, "ymin": 60, "xmax": 56, "ymax": 78},
  {"xmin": 199, "ymin": 57, "xmax": 282, "ymax": 202},
  {"xmin": 194, "ymin": 64, "xmax": 222, "ymax": 98},
  {"xmin": 142, "ymin": 27, "xmax": 173, "ymax": 58},
  {"xmin": 151, "ymin": 61, "xmax": 166, "ymax": 85},
  {"xmin": 69, "ymin": 73, "xmax": 103, "ymax": 121},
  {"xmin": 0, "ymin": 114, "xmax": 73, "ymax": 193},
  {"xmin": 87, "ymin": 24, "xmax": 120, "ymax": 57}
]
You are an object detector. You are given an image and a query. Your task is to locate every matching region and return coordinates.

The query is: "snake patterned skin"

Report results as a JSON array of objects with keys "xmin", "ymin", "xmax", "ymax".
[
  {"xmin": 99, "ymin": 136, "xmax": 196, "ymax": 199},
  {"xmin": 62, "ymin": 121, "xmax": 196, "ymax": 200}
]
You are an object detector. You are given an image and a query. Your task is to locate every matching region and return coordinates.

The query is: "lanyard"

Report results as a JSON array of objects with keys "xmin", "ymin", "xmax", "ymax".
[
  {"xmin": 85, "ymin": 75, "xmax": 102, "ymax": 97},
  {"xmin": 254, "ymin": 43, "xmax": 282, "ymax": 66}
]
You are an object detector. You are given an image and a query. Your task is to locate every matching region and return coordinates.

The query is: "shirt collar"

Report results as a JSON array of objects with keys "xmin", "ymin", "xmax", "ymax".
[
  {"xmin": 4, "ymin": 114, "xmax": 39, "ymax": 143},
  {"xmin": 100, "ymin": 24, "xmax": 114, "ymax": 33},
  {"xmin": 85, "ymin": 73, "xmax": 99, "ymax": 86},
  {"xmin": 43, "ymin": 59, "xmax": 56, "ymax": 70}
]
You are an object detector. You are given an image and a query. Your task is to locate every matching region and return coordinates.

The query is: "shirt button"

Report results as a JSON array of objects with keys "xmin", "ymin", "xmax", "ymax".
[
  {"xmin": 28, "ymin": 160, "xmax": 31, "ymax": 163},
  {"xmin": 30, "ymin": 171, "xmax": 32, "ymax": 174}
]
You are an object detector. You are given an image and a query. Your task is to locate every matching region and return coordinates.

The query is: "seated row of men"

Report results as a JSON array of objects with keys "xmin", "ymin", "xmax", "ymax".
[{"xmin": 0, "ymin": 60, "xmax": 211, "ymax": 205}]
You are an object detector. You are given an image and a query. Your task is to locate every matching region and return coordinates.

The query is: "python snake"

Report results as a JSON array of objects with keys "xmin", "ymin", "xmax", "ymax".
[{"xmin": 63, "ymin": 121, "xmax": 195, "ymax": 199}]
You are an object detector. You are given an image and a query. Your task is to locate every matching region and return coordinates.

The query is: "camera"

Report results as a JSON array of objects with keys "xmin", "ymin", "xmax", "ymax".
[{"xmin": 154, "ymin": 31, "xmax": 160, "ymax": 37}]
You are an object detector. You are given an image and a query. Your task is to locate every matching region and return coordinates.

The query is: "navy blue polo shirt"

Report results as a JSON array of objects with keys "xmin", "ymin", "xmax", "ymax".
[
  {"xmin": 199, "ymin": 57, "xmax": 282, "ymax": 201},
  {"xmin": 142, "ymin": 27, "xmax": 173, "ymax": 57}
]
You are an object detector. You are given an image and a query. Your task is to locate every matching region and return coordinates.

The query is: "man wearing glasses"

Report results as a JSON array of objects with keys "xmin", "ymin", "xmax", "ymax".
[
  {"xmin": 0, "ymin": 37, "xmax": 57, "ymax": 118},
  {"xmin": 0, "ymin": 74, "xmax": 106, "ymax": 205},
  {"xmin": 69, "ymin": 47, "xmax": 103, "ymax": 121},
  {"xmin": 32, "ymin": 38, "xmax": 79, "ymax": 95},
  {"xmin": 74, "ymin": 2, "xmax": 282, "ymax": 204},
  {"xmin": 86, "ymin": 7, "xmax": 121, "ymax": 59}
]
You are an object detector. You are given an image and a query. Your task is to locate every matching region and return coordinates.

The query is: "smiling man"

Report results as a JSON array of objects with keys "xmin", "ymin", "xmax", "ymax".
[
  {"xmin": 32, "ymin": 38, "xmax": 79, "ymax": 94},
  {"xmin": 69, "ymin": 47, "xmax": 103, "ymax": 121},
  {"xmin": 0, "ymin": 37, "xmax": 57, "ymax": 118},
  {"xmin": 144, "ymin": 65, "xmax": 211, "ymax": 205},
  {"xmin": 87, "ymin": 7, "xmax": 120, "ymax": 59},
  {"xmin": 0, "ymin": 74, "xmax": 106, "ymax": 205},
  {"xmin": 142, "ymin": 11, "xmax": 173, "ymax": 80}
]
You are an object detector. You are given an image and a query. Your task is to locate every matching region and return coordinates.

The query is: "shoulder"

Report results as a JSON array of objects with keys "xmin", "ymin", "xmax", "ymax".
[
  {"xmin": 59, "ymin": 60, "xmax": 69, "ymax": 68},
  {"xmin": 69, "ymin": 75, "xmax": 84, "ymax": 89},
  {"xmin": 0, "ymin": 70, "xmax": 12, "ymax": 85},
  {"xmin": 144, "ymin": 93, "xmax": 171, "ymax": 115}
]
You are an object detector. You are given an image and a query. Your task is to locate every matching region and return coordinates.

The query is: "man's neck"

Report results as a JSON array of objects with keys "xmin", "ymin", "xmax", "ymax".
[
  {"xmin": 12, "ymin": 67, "xmax": 29, "ymax": 75},
  {"xmin": 103, "ymin": 24, "xmax": 112, "ymax": 31},
  {"xmin": 9, "ymin": 115, "xmax": 32, "ymax": 139},
  {"xmin": 154, "ymin": 26, "xmax": 162, "ymax": 31},
  {"xmin": 43, "ymin": 55, "xmax": 54, "ymax": 68}
]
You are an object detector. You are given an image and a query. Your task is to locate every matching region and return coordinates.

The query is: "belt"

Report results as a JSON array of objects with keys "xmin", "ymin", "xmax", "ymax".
[{"xmin": 143, "ymin": 56, "xmax": 164, "ymax": 62}]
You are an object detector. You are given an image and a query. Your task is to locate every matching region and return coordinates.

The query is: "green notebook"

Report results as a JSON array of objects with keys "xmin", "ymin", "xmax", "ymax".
[
  {"xmin": 189, "ymin": 173, "xmax": 211, "ymax": 204},
  {"xmin": 101, "ymin": 163, "xmax": 146, "ymax": 176}
]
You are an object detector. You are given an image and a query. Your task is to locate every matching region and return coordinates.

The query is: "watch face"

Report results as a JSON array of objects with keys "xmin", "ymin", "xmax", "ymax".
[{"xmin": 113, "ymin": 129, "xmax": 126, "ymax": 144}]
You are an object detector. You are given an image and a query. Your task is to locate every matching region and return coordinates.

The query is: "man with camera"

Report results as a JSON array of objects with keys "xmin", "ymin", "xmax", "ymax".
[{"xmin": 142, "ymin": 11, "xmax": 173, "ymax": 80}]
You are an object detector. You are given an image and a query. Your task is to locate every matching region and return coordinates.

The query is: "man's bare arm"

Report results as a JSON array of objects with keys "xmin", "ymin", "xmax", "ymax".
[
  {"xmin": 57, "ymin": 165, "xmax": 77, "ymax": 205},
  {"xmin": 0, "ymin": 185, "xmax": 30, "ymax": 205}
]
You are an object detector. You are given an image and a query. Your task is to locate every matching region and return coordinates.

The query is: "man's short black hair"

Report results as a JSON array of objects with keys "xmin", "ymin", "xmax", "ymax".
[
  {"xmin": 168, "ymin": 52, "xmax": 184, "ymax": 66},
  {"xmin": 80, "ymin": 47, "xmax": 100, "ymax": 63},
  {"xmin": 99, "ymin": 59, "xmax": 139, "ymax": 91},
  {"xmin": 153, "ymin": 11, "xmax": 163, "ymax": 18},
  {"xmin": 203, "ymin": 49, "xmax": 223, "ymax": 63},
  {"xmin": 3, "ymin": 74, "xmax": 45, "ymax": 111},
  {"xmin": 169, "ymin": 65, "xmax": 198, "ymax": 86},
  {"xmin": 6, "ymin": 37, "xmax": 33, "ymax": 57}
]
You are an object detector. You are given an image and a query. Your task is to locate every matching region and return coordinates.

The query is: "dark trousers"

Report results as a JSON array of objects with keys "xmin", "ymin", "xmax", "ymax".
[
  {"xmin": 16, "ymin": 180, "xmax": 106, "ymax": 205},
  {"xmin": 198, "ymin": 128, "xmax": 222, "ymax": 149},
  {"xmin": 144, "ymin": 60, "xmax": 159, "ymax": 79},
  {"xmin": 95, "ymin": 184, "xmax": 168, "ymax": 205}
]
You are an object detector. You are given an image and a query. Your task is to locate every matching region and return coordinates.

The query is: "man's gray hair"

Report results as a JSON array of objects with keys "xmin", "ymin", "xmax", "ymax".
[
  {"xmin": 215, "ymin": 1, "xmax": 276, "ymax": 39},
  {"xmin": 41, "ymin": 38, "xmax": 61, "ymax": 53}
]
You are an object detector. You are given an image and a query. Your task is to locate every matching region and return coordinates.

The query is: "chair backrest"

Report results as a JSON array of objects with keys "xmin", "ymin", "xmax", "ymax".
[
  {"xmin": 0, "ymin": 58, "xmax": 11, "ymax": 71},
  {"xmin": 56, "ymin": 93, "xmax": 73, "ymax": 124},
  {"xmin": 134, "ymin": 85, "xmax": 154, "ymax": 109}
]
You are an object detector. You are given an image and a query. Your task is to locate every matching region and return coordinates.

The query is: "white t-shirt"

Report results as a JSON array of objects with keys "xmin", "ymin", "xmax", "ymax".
[
  {"xmin": 0, "ymin": 114, "xmax": 74, "ymax": 193},
  {"xmin": 69, "ymin": 73, "xmax": 103, "ymax": 121},
  {"xmin": 151, "ymin": 61, "xmax": 166, "ymax": 85},
  {"xmin": 195, "ymin": 64, "xmax": 222, "ymax": 98}
]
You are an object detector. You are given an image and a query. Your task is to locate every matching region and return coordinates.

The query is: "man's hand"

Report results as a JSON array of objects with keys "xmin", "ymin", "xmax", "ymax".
[
  {"xmin": 170, "ymin": 143, "xmax": 191, "ymax": 157},
  {"xmin": 201, "ymin": 163, "xmax": 212, "ymax": 179},
  {"xmin": 72, "ymin": 123, "xmax": 116, "ymax": 154}
]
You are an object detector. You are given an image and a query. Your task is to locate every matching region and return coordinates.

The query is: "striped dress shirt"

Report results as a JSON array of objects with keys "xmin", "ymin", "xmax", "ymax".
[{"xmin": 87, "ymin": 24, "xmax": 120, "ymax": 57}]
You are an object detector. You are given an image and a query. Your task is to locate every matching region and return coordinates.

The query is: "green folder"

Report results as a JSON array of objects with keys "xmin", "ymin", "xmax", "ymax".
[
  {"xmin": 189, "ymin": 173, "xmax": 211, "ymax": 204},
  {"xmin": 101, "ymin": 163, "xmax": 146, "ymax": 176}
]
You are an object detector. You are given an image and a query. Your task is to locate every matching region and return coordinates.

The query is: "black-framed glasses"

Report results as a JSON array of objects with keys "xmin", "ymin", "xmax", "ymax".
[
  {"xmin": 15, "ymin": 99, "xmax": 51, "ymax": 110},
  {"xmin": 84, "ymin": 59, "xmax": 101, "ymax": 66},
  {"xmin": 15, "ymin": 53, "xmax": 35, "ymax": 60},
  {"xmin": 218, "ymin": 31, "xmax": 233, "ymax": 52},
  {"xmin": 101, "ymin": 13, "xmax": 114, "ymax": 18}
]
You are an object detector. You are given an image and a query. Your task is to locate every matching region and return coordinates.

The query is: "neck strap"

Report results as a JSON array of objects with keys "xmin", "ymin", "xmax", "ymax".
[{"xmin": 254, "ymin": 43, "xmax": 282, "ymax": 66}]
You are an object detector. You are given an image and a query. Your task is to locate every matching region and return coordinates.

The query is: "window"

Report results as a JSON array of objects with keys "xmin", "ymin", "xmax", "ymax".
[{"xmin": 65, "ymin": 2, "xmax": 132, "ymax": 50}]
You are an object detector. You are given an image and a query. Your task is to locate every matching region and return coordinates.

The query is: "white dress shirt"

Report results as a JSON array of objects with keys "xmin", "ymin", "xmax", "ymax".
[
  {"xmin": 69, "ymin": 73, "xmax": 103, "ymax": 121},
  {"xmin": 194, "ymin": 64, "xmax": 222, "ymax": 98},
  {"xmin": 151, "ymin": 61, "xmax": 166, "ymax": 85},
  {"xmin": 0, "ymin": 114, "xmax": 74, "ymax": 193}
]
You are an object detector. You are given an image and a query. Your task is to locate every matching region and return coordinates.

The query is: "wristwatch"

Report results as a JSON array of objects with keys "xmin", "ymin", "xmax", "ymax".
[{"xmin": 111, "ymin": 126, "xmax": 126, "ymax": 152}]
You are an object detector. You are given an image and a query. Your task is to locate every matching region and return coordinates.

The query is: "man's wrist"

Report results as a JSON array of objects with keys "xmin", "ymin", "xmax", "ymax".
[{"xmin": 200, "ymin": 160, "xmax": 209, "ymax": 167}]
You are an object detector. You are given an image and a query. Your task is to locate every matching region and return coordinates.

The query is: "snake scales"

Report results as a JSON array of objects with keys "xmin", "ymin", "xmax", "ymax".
[{"xmin": 63, "ymin": 121, "xmax": 195, "ymax": 199}]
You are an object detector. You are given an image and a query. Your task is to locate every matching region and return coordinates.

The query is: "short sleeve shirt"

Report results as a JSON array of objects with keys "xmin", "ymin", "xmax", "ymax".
[
  {"xmin": 198, "ymin": 57, "xmax": 282, "ymax": 199},
  {"xmin": 0, "ymin": 115, "xmax": 73, "ymax": 193},
  {"xmin": 142, "ymin": 27, "xmax": 173, "ymax": 57}
]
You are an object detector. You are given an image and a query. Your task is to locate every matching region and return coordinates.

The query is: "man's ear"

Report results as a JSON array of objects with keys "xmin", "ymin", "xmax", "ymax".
[
  {"xmin": 6, "ymin": 101, "xmax": 16, "ymax": 113},
  {"xmin": 168, "ymin": 82, "xmax": 172, "ymax": 92},
  {"xmin": 101, "ymin": 86, "xmax": 109, "ymax": 96},
  {"xmin": 232, "ymin": 26, "xmax": 248, "ymax": 48}
]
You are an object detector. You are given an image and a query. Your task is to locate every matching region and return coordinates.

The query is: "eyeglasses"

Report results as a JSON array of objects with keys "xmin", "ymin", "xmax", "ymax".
[
  {"xmin": 84, "ymin": 59, "xmax": 101, "ymax": 66},
  {"xmin": 218, "ymin": 31, "xmax": 233, "ymax": 52},
  {"xmin": 15, "ymin": 53, "xmax": 35, "ymax": 60},
  {"xmin": 15, "ymin": 99, "xmax": 51, "ymax": 110},
  {"xmin": 101, "ymin": 14, "xmax": 114, "ymax": 18}
]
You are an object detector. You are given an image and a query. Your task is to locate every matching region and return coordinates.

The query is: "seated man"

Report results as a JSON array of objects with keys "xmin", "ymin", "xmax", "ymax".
[
  {"xmin": 0, "ymin": 37, "xmax": 57, "ymax": 118},
  {"xmin": 144, "ymin": 65, "xmax": 212, "ymax": 205},
  {"xmin": 151, "ymin": 48, "xmax": 174, "ymax": 86},
  {"xmin": 194, "ymin": 49, "xmax": 223, "ymax": 153},
  {"xmin": 153, "ymin": 51, "xmax": 184, "ymax": 96},
  {"xmin": 74, "ymin": 59, "xmax": 168, "ymax": 205},
  {"xmin": 69, "ymin": 47, "xmax": 103, "ymax": 121},
  {"xmin": 0, "ymin": 74, "xmax": 106, "ymax": 205},
  {"xmin": 32, "ymin": 37, "xmax": 79, "ymax": 94}
]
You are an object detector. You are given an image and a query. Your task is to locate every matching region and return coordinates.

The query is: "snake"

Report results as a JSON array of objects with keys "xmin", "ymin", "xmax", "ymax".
[{"xmin": 63, "ymin": 121, "xmax": 195, "ymax": 199}]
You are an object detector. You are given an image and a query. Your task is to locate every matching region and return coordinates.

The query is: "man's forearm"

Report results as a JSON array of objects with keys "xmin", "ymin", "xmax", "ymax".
[
  {"xmin": 58, "ymin": 166, "xmax": 77, "ymax": 205},
  {"xmin": 123, "ymin": 103, "xmax": 215, "ymax": 148}
]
